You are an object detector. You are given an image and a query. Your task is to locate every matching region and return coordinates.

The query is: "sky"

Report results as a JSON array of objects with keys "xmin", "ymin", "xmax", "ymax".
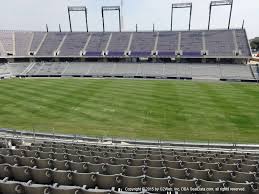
[{"xmin": 0, "ymin": 0, "xmax": 258, "ymax": 38}]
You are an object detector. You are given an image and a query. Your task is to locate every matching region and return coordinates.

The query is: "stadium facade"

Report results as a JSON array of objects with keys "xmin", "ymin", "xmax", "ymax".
[
  {"xmin": 0, "ymin": 28, "xmax": 257, "ymax": 82},
  {"xmin": 0, "ymin": 29, "xmax": 251, "ymax": 63}
]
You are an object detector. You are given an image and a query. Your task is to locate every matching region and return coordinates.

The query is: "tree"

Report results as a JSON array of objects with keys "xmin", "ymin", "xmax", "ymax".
[{"xmin": 250, "ymin": 37, "xmax": 259, "ymax": 51}]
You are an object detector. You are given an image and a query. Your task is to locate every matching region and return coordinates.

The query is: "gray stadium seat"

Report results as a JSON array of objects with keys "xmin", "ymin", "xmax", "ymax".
[
  {"xmin": 10, "ymin": 166, "xmax": 31, "ymax": 182},
  {"xmin": 53, "ymin": 153, "xmax": 68, "ymax": 161},
  {"xmin": 53, "ymin": 170, "xmax": 73, "ymax": 185},
  {"xmin": 36, "ymin": 159, "xmax": 54, "ymax": 169},
  {"xmin": 196, "ymin": 157, "xmax": 211, "ymax": 163},
  {"xmin": 196, "ymin": 179, "xmax": 224, "ymax": 194},
  {"xmin": 161, "ymin": 155, "xmax": 179, "ymax": 161},
  {"xmin": 11, "ymin": 149, "xmax": 25, "ymax": 157},
  {"xmin": 96, "ymin": 174, "xmax": 121, "ymax": 189},
  {"xmin": 39, "ymin": 152, "xmax": 54, "ymax": 159},
  {"xmin": 3, "ymin": 155, "xmax": 18, "ymax": 165},
  {"xmin": 182, "ymin": 161, "xmax": 201, "ymax": 170},
  {"xmin": 0, "ymin": 180, "xmax": 24, "ymax": 194},
  {"xmin": 208, "ymin": 169, "xmax": 232, "ymax": 181},
  {"xmin": 226, "ymin": 158, "xmax": 242, "ymax": 164},
  {"xmin": 129, "ymin": 159, "xmax": 145, "ymax": 166},
  {"xmin": 171, "ymin": 177, "xmax": 196, "ymax": 194},
  {"xmin": 49, "ymin": 185, "xmax": 80, "ymax": 194},
  {"xmin": 120, "ymin": 175, "xmax": 145, "ymax": 190},
  {"xmin": 22, "ymin": 183, "xmax": 51, "ymax": 194},
  {"xmin": 142, "ymin": 175, "xmax": 171, "ymax": 190},
  {"xmin": 145, "ymin": 160, "xmax": 163, "ymax": 167},
  {"xmin": 82, "ymin": 188, "xmax": 112, "ymax": 194},
  {"xmin": 163, "ymin": 160, "xmax": 183, "ymax": 169},
  {"xmin": 243, "ymin": 159, "xmax": 258, "ymax": 165},
  {"xmin": 0, "ymin": 164, "xmax": 12, "ymax": 179},
  {"xmin": 218, "ymin": 163, "xmax": 238, "ymax": 171},
  {"xmin": 237, "ymin": 164, "xmax": 257, "ymax": 172},
  {"xmin": 165, "ymin": 167, "xmax": 186, "ymax": 179},
  {"xmin": 87, "ymin": 163, "xmax": 105, "ymax": 173},
  {"xmin": 72, "ymin": 172, "xmax": 96, "ymax": 188},
  {"xmin": 210, "ymin": 158, "xmax": 226, "ymax": 163},
  {"xmin": 16, "ymin": 156, "xmax": 36, "ymax": 167},
  {"xmin": 69, "ymin": 161, "xmax": 88, "ymax": 173},
  {"xmin": 103, "ymin": 164, "xmax": 125, "ymax": 175},
  {"xmin": 223, "ymin": 181, "xmax": 252, "ymax": 194},
  {"xmin": 53, "ymin": 160, "xmax": 70, "ymax": 170},
  {"xmin": 202, "ymin": 162, "xmax": 220, "ymax": 170},
  {"xmin": 144, "ymin": 166, "xmax": 166, "ymax": 178},
  {"xmin": 231, "ymin": 171, "xmax": 256, "ymax": 183},
  {"xmin": 30, "ymin": 168, "xmax": 53, "ymax": 184},
  {"xmin": 186, "ymin": 168, "xmax": 210, "ymax": 180},
  {"xmin": 147, "ymin": 154, "xmax": 162, "ymax": 161},
  {"xmin": 179, "ymin": 156, "xmax": 194, "ymax": 162},
  {"xmin": 42, "ymin": 147, "xmax": 54, "ymax": 153},
  {"xmin": 24, "ymin": 150, "xmax": 39, "ymax": 158},
  {"xmin": 124, "ymin": 165, "xmax": 145, "ymax": 177}
]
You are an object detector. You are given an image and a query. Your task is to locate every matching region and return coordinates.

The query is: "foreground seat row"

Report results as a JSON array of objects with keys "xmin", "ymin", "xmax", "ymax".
[
  {"xmin": 0, "ymin": 162, "xmax": 257, "ymax": 185},
  {"xmin": 0, "ymin": 152, "xmax": 257, "ymax": 173}
]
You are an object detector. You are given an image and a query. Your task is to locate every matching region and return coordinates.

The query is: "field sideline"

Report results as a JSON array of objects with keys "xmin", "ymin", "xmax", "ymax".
[{"xmin": 0, "ymin": 78, "xmax": 259, "ymax": 143}]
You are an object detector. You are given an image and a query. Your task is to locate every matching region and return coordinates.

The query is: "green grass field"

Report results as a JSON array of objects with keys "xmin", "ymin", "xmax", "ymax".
[{"xmin": 0, "ymin": 78, "xmax": 259, "ymax": 143}]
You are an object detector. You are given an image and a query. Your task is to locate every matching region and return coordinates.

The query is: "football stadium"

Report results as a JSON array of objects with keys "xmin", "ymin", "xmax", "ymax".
[{"xmin": 0, "ymin": 0, "xmax": 259, "ymax": 193}]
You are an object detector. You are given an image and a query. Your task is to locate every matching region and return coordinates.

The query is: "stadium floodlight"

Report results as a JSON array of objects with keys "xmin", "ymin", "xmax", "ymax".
[
  {"xmin": 67, "ymin": 6, "xmax": 88, "ymax": 32},
  {"xmin": 208, "ymin": 0, "xmax": 234, "ymax": 30},
  {"xmin": 102, "ymin": 6, "xmax": 121, "ymax": 32},
  {"xmin": 171, "ymin": 3, "xmax": 192, "ymax": 31}
]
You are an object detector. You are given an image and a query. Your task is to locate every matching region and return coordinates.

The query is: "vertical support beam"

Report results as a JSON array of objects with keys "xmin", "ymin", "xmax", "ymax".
[
  {"xmin": 208, "ymin": 3, "xmax": 212, "ymax": 30},
  {"xmin": 102, "ymin": 8, "xmax": 105, "ymax": 32},
  {"xmin": 119, "ymin": 9, "xmax": 121, "ymax": 32},
  {"xmin": 136, "ymin": 24, "xmax": 138, "ymax": 32},
  {"xmin": 68, "ymin": 8, "xmax": 72, "ymax": 32},
  {"xmin": 170, "ymin": 6, "xmax": 173, "ymax": 31},
  {"xmin": 46, "ymin": 24, "xmax": 49, "ymax": 32},
  {"xmin": 189, "ymin": 4, "xmax": 192, "ymax": 30},
  {"xmin": 59, "ymin": 24, "xmax": 62, "ymax": 32},
  {"xmin": 85, "ymin": 9, "xmax": 89, "ymax": 32},
  {"xmin": 153, "ymin": 24, "xmax": 155, "ymax": 32},
  {"xmin": 242, "ymin": 19, "xmax": 245, "ymax": 29},
  {"xmin": 228, "ymin": 0, "xmax": 234, "ymax": 30}
]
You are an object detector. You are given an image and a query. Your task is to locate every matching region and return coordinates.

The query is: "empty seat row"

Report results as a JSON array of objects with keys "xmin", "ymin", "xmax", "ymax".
[
  {"xmin": 0, "ymin": 172, "xmax": 257, "ymax": 194},
  {"xmin": 14, "ymin": 146, "xmax": 259, "ymax": 162},
  {"xmin": 0, "ymin": 179, "xmax": 156, "ymax": 194},
  {"xmin": 4, "ymin": 147, "xmax": 259, "ymax": 166},
  {"xmin": 26, "ymin": 143, "xmax": 259, "ymax": 159},
  {"xmin": 0, "ymin": 158, "xmax": 257, "ymax": 184},
  {"xmin": 1, "ymin": 149, "xmax": 258, "ymax": 171},
  {"xmin": 1, "ymin": 153, "xmax": 257, "ymax": 172}
]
